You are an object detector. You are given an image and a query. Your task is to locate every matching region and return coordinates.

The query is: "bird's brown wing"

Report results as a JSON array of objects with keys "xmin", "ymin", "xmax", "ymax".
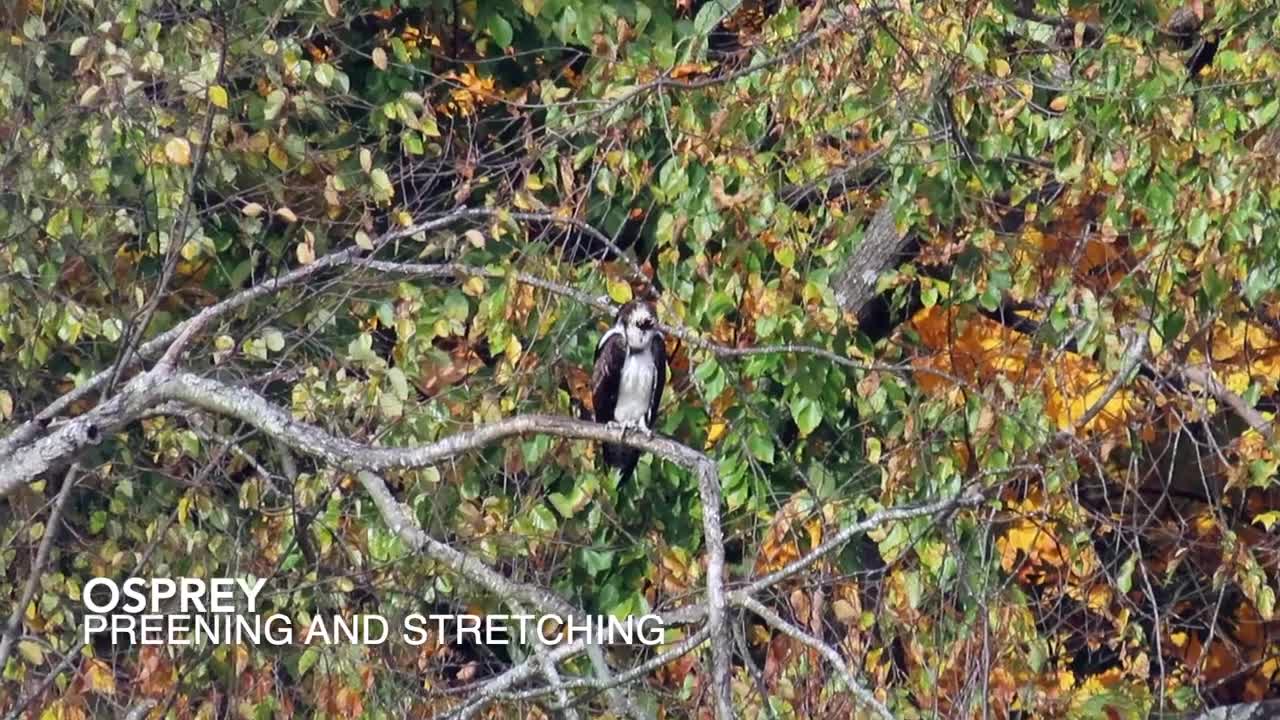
[{"xmin": 592, "ymin": 330, "xmax": 626, "ymax": 423}]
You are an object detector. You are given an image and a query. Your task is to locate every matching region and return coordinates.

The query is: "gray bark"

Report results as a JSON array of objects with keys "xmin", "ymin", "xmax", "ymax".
[{"xmin": 832, "ymin": 202, "xmax": 912, "ymax": 319}]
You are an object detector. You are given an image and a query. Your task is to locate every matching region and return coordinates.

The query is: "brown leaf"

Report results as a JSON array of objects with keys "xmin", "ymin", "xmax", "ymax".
[{"xmin": 670, "ymin": 63, "xmax": 712, "ymax": 80}]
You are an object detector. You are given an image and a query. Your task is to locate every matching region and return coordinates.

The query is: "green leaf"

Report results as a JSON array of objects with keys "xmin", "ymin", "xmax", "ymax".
[
  {"xmin": 1253, "ymin": 98, "xmax": 1280, "ymax": 129},
  {"xmin": 487, "ymin": 15, "xmax": 514, "ymax": 48},
  {"xmin": 264, "ymin": 90, "xmax": 286, "ymax": 120},
  {"xmin": 746, "ymin": 433, "xmax": 774, "ymax": 464},
  {"xmin": 370, "ymin": 169, "xmax": 394, "ymax": 202},
  {"xmin": 263, "ymin": 328, "xmax": 285, "ymax": 353},
  {"xmin": 790, "ymin": 397, "xmax": 823, "ymax": 436},
  {"xmin": 387, "ymin": 367, "xmax": 409, "ymax": 400},
  {"xmin": 529, "ymin": 504, "xmax": 558, "ymax": 532},
  {"xmin": 314, "ymin": 63, "xmax": 335, "ymax": 88},
  {"xmin": 298, "ymin": 646, "xmax": 320, "ymax": 677}
]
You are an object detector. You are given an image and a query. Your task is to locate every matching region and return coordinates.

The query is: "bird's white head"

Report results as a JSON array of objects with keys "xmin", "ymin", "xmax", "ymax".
[{"xmin": 619, "ymin": 300, "xmax": 658, "ymax": 351}]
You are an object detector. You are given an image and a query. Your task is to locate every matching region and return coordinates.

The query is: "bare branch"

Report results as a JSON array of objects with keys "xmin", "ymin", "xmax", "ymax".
[
  {"xmin": 737, "ymin": 488, "xmax": 985, "ymax": 597},
  {"xmin": 510, "ymin": 599, "xmax": 582, "ymax": 720},
  {"xmin": 106, "ymin": 32, "xmax": 229, "ymax": 395},
  {"xmin": 694, "ymin": 433, "xmax": 733, "ymax": 720},
  {"xmin": 124, "ymin": 700, "xmax": 159, "ymax": 720},
  {"xmin": 0, "ymin": 372, "xmax": 167, "ymax": 498},
  {"xmin": 1068, "ymin": 322, "xmax": 1148, "ymax": 433},
  {"xmin": 499, "ymin": 626, "xmax": 714, "ymax": 704},
  {"xmin": 354, "ymin": 471, "xmax": 637, "ymax": 720},
  {"xmin": 1181, "ymin": 365, "xmax": 1277, "ymax": 445}
]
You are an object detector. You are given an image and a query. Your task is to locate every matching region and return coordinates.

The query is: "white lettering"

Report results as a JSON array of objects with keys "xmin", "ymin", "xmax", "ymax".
[
  {"xmin": 180, "ymin": 578, "xmax": 205, "ymax": 613},
  {"xmin": 83, "ymin": 614, "xmax": 107, "ymax": 642},
  {"xmin": 208, "ymin": 578, "xmax": 235, "ymax": 612},
  {"xmin": 121, "ymin": 577, "xmax": 148, "ymax": 613},
  {"xmin": 265, "ymin": 614, "xmax": 292, "ymax": 645},
  {"xmin": 307, "ymin": 615, "xmax": 332, "ymax": 644},
  {"xmin": 457, "ymin": 615, "xmax": 481, "ymax": 644},
  {"xmin": 237, "ymin": 577, "xmax": 267, "ymax": 613},
  {"xmin": 403, "ymin": 614, "xmax": 429, "ymax": 645},
  {"xmin": 83, "ymin": 578, "xmax": 117, "ymax": 613},
  {"xmin": 363, "ymin": 615, "xmax": 388, "ymax": 645}
]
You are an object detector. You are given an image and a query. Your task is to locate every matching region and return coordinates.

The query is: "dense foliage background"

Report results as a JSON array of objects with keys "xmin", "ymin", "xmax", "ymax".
[{"xmin": 3, "ymin": 0, "xmax": 1280, "ymax": 716}]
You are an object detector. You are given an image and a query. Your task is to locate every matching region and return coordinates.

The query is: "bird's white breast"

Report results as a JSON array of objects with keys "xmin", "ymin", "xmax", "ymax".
[{"xmin": 616, "ymin": 348, "xmax": 655, "ymax": 426}]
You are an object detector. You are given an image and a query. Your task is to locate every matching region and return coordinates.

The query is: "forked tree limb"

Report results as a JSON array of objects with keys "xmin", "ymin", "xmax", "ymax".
[{"xmin": 0, "ymin": 357, "xmax": 971, "ymax": 717}]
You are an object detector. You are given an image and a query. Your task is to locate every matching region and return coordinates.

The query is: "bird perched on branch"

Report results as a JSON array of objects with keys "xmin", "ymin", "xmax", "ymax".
[{"xmin": 591, "ymin": 300, "xmax": 667, "ymax": 480}]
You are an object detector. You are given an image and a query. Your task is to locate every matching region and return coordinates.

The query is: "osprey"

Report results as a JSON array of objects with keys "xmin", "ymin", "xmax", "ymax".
[{"xmin": 591, "ymin": 300, "xmax": 667, "ymax": 479}]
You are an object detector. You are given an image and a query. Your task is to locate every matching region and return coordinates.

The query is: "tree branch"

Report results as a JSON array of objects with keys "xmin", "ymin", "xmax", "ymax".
[
  {"xmin": 1180, "ymin": 365, "xmax": 1277, "ymax": 445},
  {"xmin": 1068, "ymin": 322, "xmax": 1149, "ymax": 433},
  {"xmin": 357, "ymin": 469, "xmax": 636, "ymax": 719},
  {"xmin": 736, "ymin": 488, "xmax": 985, "ymax": 597},
  {"xmin": 0, "ymin": 206, "xmax": 625, "ymax": 463},
  {"xmin": 740, "ymin": 596, "xmax": 892, "ymax": 720}
]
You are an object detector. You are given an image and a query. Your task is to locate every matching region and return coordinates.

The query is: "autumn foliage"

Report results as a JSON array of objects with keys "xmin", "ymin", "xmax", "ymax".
[{"xmin": 3, "ymin": 0, "xmax": 1280, "ymax": 717}]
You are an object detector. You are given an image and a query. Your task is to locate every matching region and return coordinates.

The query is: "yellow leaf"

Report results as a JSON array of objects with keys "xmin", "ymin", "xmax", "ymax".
[
  {"xmin": 1255, "ymin": 511, "xmax": 1280, "ymax": 531},
  {"xmin": 607, "ymin": 279, "xmax": 632, "ymax": 304},
  {"xmin": 275, "ymin": 207, "xmax": 298, "ymax": 223},
  {"xmin": 0, "ymin": 389, "xmax": 12, "ymax": 419},
  {"xmin": 670, "ymin": 63, "xmax": 712, "ymax": 80},
  {"xmin": 324, "ymin": 0, "xmax": 340, "ymax": 18},
  {"xmin": 462, "ymin": 276, "xmax": 486, "ymax": 296},
  {"xmin": 241, "ymin": 202, "xmax": 265, "ymax": 217},
  {"xmin": 86, "ymin": 658, "xmax": 116, "ymax": 695},
  {"xmin": 360, "ymin": 148, "xmax": 372, "ymax": 173},
  {"xmin": 993, "ymin": 58, "xmax": 1011, "ymax": 78},
  {"xmin": 355, "ymin": 230, "xmax": 374, "ymax": 250},
  {"xmin": 296, "ymin": 241, "xmax": 315, "ymax": 265},
  {"xmin": 505, "ymin": 335, "xmax": 523, "ymax": 363},
  {"xmin": 18, "ymin": 640, "xmax": 44, "ymax": 665},
  {"xmin": 1049, "ymin": 95, "xmax": 1069, "ymax": 112},
  {"xmin": 208, "ymin": 84, "xmax": 228, "ymax": 109},
  {"xmin": 464, "ymin": 229, "xmax": 486, "ymax": 248},
  {"xmin": 164, "ymin": 137, "xmax": 191, "ymax": 166},
  {"xmin": 422, "ymin": 113, "xmax": 441, "ymax": 138},
  {"xmin": 372, "ymin": 47, "xmax": 388, "ymax": 71},
  {"xmin": 268, "ymin": 143, "xmax": 289, "ymax": 170},
  {"xmin": 706, "ymin": 421, "xmax": 727, "ymax": 448}
]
